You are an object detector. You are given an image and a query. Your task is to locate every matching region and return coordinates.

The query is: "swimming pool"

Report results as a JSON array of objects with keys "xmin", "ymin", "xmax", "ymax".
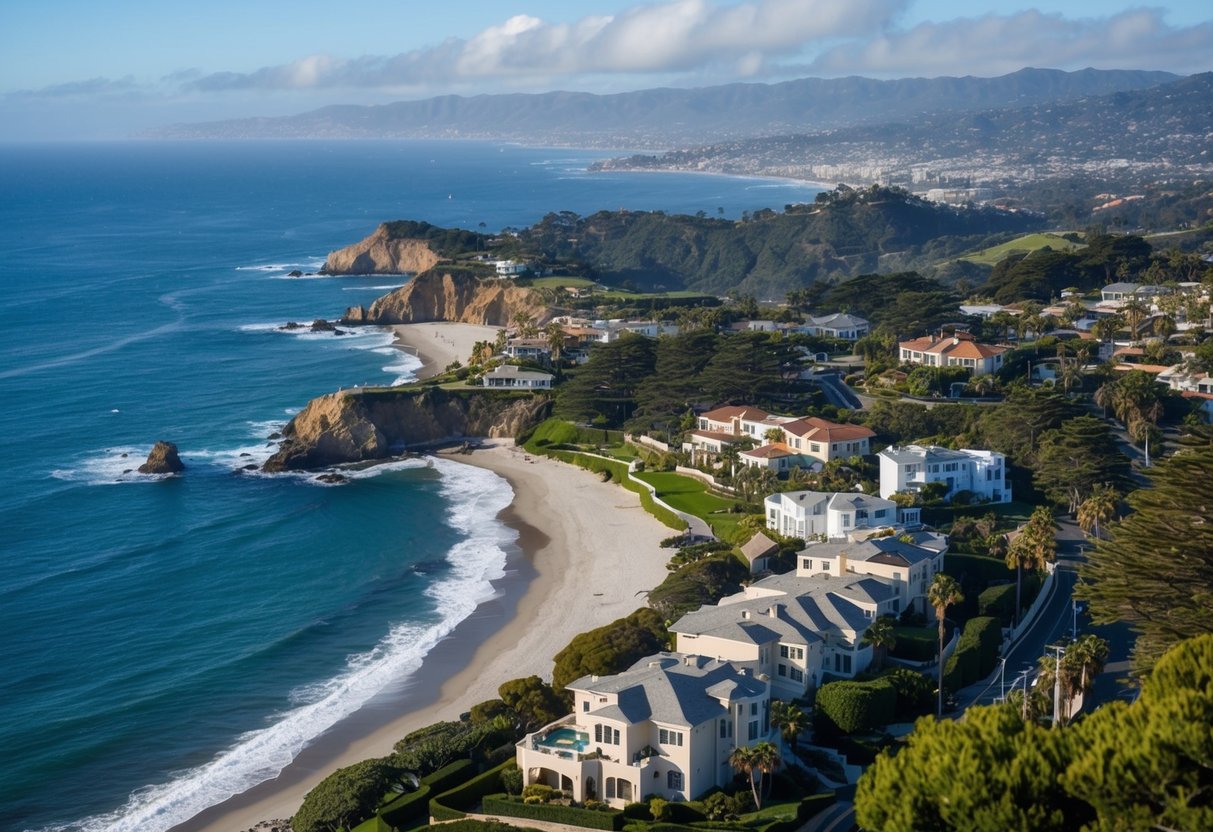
[{"xmin": 537, "ymin": 727, "xmax": 590, "ymax": 753}]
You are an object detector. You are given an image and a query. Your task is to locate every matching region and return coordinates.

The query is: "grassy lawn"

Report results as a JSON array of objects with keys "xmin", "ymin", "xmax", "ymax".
[
  {"xmin": 530, "ymin": 275, "xmax": 595, "ymax": 288},
  {"xmin": 633, "ymin": 471, "xmax": 749, "ymax": 540},
  {"xmin": 741, "ymin": 798, "xmax": 803, "ymax": 824},
  {"xmin": 593, "ymin": 289, "xmax": 715, "ymax": 301},
  {"xmin": 958, "ymin": 232, "xmax": 1084, "ymax": 266}
]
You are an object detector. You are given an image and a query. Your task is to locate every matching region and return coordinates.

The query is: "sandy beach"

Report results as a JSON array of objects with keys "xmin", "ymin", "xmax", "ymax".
[
  {"xmin": 176, "ymin": 325, "xmax": 673, "ymax": 832},
  {"xmin": 392, "ymin": 322, "xmax": 504, "ymax": 379}
]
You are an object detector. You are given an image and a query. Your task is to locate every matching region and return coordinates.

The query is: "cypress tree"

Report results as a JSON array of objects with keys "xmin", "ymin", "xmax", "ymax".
[{"xmin": 1078, "ymin": 444, "xmax": 1213, "ymax": 672}]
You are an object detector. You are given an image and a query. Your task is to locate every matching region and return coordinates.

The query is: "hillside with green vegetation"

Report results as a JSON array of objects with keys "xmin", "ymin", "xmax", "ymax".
[
  {"xmin": 959, "ymin": 232, "xmax": 1085, "ymax": 266},
  {"xmin": 517, "ymin": 188, "xmax": 1039, "ymax": 297}
]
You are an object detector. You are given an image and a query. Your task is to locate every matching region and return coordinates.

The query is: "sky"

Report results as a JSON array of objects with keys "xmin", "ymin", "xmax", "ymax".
[{"xmin": 1, "ymin": 0, "xmax": 1210, "ymax": 140}]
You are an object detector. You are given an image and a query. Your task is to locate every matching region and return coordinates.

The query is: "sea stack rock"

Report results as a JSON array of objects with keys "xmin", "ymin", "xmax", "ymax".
[{"xmin": 139, "ymin": 441, "xmax": 185, "ymax": 474}]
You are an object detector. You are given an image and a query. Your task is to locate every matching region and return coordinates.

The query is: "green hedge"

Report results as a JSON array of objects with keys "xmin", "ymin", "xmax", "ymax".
[
  {"xmin": 797, "ymin": 793, "xmax": 837, "ymax": 823},
  {"xmin": 943, "ymin": 616, "xmax": 1003, "ymax": 691},
  {"xmin": 351, "ymin": 816, "xmax": 392, "ymax": 832},
  {"xmin": 482, "ymin": 795, "xmax": 624, "ymax": 830},
  {"xmin": 429, "ymin": 761, "xmax": 510, "ymax": 821},
  {"xmin": 814, "ymin": 679, "xmax": 897, "ymax": 734},
  {"xmin": 978, "ymin": 583, "xmax": 1017, "ymax": 624},
  {"xmin": 422, "ymin": 821, "xmax": 544, "ymax": 832},
  {"xmin": 378, "ymin": 787, "xmax": 433, "ymax": 828},
  {"xmin": 423, "ymin": 759, "xmax": 477, "ymax": 793},
  {"xmin": 889, "ymin": 626, "xmax": 938, "ymax": 662}
]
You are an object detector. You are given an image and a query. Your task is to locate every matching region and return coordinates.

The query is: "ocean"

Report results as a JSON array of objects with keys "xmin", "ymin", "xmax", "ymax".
[{"xmin": 0, "ymin": 139, "xmax": 823, "ymax": 832}]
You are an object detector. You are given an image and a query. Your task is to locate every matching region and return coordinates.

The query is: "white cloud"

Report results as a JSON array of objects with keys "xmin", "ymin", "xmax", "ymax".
[
  {"xmin": 187, "ymin": 0, "xmax": 908, "ymax": 91},
  {"xmin": 808, "ymin": 9, "xmax": 1213, "ymax": 77}
]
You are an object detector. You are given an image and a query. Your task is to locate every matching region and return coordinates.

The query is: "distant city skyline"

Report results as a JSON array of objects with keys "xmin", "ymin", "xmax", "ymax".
[{"xmin": 1, "ymin": 0, "xmax": 1210, "ymax": 140}]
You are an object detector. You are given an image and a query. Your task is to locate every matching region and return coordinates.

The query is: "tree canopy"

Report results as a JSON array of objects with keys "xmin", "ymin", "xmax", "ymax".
[
  {"xmin": 551, "ymin": 607, "xmax": 668, "ymax": 691},
  {"xmin": 856, "ymin": 634, "xmax": 1213, "ymax": 832},
  {"xmin": 1079, "ymin": 443, "xmax": 1213, "ymax": 672}
]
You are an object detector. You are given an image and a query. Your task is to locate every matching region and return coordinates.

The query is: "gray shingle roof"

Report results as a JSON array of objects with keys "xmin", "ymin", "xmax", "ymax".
[{"xmin": 568, "ymin": 653, "xmax": 766, "ymax": 728}]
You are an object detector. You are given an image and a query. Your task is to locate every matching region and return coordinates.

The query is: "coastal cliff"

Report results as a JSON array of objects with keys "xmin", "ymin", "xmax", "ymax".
[
  {"xmin": 263, "ymin": 387, "xmax": 551, "ymax": 471},
  {"xmin": 321, "ymin": 225, "xmax": 442, "ymax": 275},
  {"xmin": 342, "ymin": 269, "xmax": 548, "ymax": 326}
]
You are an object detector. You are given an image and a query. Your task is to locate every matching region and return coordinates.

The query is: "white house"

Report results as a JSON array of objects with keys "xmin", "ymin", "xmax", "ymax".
[
  {"xmin": 792, "ymin": 532, "xmax": 948, "ymax": 620},
  {"xmin": 482, "ymin": 364, "xmax": 554, "ymax": 389},
  {"xmin": 803, "ymin": 313, "xmax": 870, "ymax": 341},
  {"xmin": 878, "ymin": 445, "xmax": 1011, "ymax": 503},
  {"xmin": 516, "ymin": 653, "xmax": 773, "ymax": 806},
  {"xmin": 495, "ymin": 259, "xmax": 530, "ymax": 277},
  {"xmin": 764, "ymin": 490, "xmax": 906, "ymax": 541},
  {"xmin": 503, "ymin": 338, "xmax": 553, "ymax": 364},
  {"xmin": 674, "ymin": 572, "xmax": 900, "ymax": 693},
  {"xmin": 898, "ymin": 332, "xmax": 1009, "ymax": 376}
]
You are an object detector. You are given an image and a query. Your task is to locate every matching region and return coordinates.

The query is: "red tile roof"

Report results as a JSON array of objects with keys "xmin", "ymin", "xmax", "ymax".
[
  {"xmin": 781, "ymin": 416, "xmax": 875, "ymax": 442},
  {"xmin": 701, "ymin": 405, "xmax": 770, "ymax": 423}
]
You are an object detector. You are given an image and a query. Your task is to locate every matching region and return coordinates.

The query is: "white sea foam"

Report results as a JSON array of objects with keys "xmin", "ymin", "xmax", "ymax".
[
  {"xmin": 43, "ymin": 458, "xmax": 516, "ymax": 832},
  {"xmin": 341, "ymin": 283, "xmax": 406, "ymax": 291},
  {"xmin": 49, "ymin": 447, "xmax": 174, "ymax": 485},
  {"xmin": 236, "ymin": 259, "xmax": 326, "ymax": 274}
]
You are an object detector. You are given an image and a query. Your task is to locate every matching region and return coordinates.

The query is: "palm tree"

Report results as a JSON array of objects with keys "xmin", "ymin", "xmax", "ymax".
[
  {"xmin": 729, "ymin": 745, "xmax": 761, "ymax": 809},
  {"xmin": 1076, "ymin": 484, "xmax": 1118, "ymax": 540},
  {"xmin": 493, "ymin": 328, "xmax": 508, "ymax": 354},
  {"xmin": 750, "ymin": 741, "xmax": 781, "ymax": 805},
  {"xmin": 1064, "ymin": 634, "xmax": 1110, "ymax": 718},
  {"xmin": 860, "ymin": 616, "xmax": 897, "ymax": 671},
  {"xmin": 1091, "ymin": 314, "xmax": 1124, "ymax": 351},
  {"xmin": 927, "ymin": 573, "xmax": 964, "ymax": 717},
  {"xmin": 1005, "ymin": 507, "xmax": 1058, "ymax": 627},
  {"xmin": 543, "ymin": 322, "xmax": 565, "ymax": 371},
  {"xmin": 1121, "ymin": 298, "xmax": 1150, "ymax": 343},
  {"xmin": 768, "ymin": 700, "xmax": 806, "ymax": 754}
]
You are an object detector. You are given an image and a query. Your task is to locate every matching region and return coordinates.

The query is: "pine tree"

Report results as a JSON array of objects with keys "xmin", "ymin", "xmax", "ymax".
[
  {"xmin": 1078, "ymin": 444, "xmax": 1213, "ymax": 672},
  {"xmin": 1033, "ymin": 416, "xmax": 1129, "ymax": 513}
]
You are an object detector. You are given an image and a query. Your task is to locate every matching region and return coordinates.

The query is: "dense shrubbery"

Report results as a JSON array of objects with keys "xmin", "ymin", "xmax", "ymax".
[
  {"xmin": 293, "ymin": 758, "xmax": 401, "ymax": 832},
  {"xmin": 647, "ymin": 556, "xmax": 749, "ymax": 620},
  {"xmin": 814, "ymin": 679, "xmax": 898, "ymax": 735},
  {"xmin": 552, "ymin": 607, "xmax": 668, "ymax": 691},
  {"xmin": 943, "ymin": 616, "xmax": 1003, "ymax": 691},
  {"xmin": 482, "ymin": 795, "xmax": 624, "ymax": 830}
]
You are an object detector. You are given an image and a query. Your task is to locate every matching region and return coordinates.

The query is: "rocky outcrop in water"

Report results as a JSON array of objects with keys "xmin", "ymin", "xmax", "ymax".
[
  {"xmin": 139, "ymin": 441, "xmax": 185, "ymax": 474},
  {"xmin": 263, "ymin": 388, "xmax": 551, "ymax": 472},
  {"xmin": 320, "ymin": 225, "xmax": 441, "ymax": 275},
  {"xmin": 341, "ymin": 269, "xmax": 547, "ymax": 327}
]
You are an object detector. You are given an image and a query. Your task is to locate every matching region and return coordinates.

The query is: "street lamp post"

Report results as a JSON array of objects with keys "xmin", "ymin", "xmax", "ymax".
[{"xmin": 1049, "ymin": 644, "xmax": 1066, "ymax": 726}]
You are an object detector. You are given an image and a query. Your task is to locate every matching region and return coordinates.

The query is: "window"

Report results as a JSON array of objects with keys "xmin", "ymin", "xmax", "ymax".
[
  {"xmin": 668, "ymin": 771, "xmax": 684, "ymax": 791},
  {"xmin": 790, "ymin": 667, "xmax": 804, "ymax": 682},
  {"xmin": 821, "ymin": 561, "xmax": 829, "ymax": 571},
  {"xmin": 778, "ymin": 663, "xmax": 786, "ymax": 677},
  {"xmin": 801, "ymin": 558, "xmax": 811, "ymax": 570},
  {"xmin": 596, "ymin": 724, "xmax": 620, "ymax": 744},
  {"xmin": 583, "ymin": 701, "xmax": 589, "ymax": 712},
  {"xmin": 720, "ymin": 719, "xmax": 729, "ymax": 738},
  {"xmin": 834, "ymin": 653, "xmax": 853, "ymax": 674},
  {"xmin": 750, "ymin": 702, "xmax": 758, "ymax": 716},
  {"xmin": 748, "ymin": 720, "xmax": 759, "ymax": 740},
  {"xmin": 874, "ymin": 509, "xmax": 886, "ymax": 519},
  {"xmin": 842, "ymin": 514, "xmax": 851, "ymax": 528},
  {"xmin": 658, "ymin": 728, "xmax": 683, "ymax": 747},
  {"xmin": 811, "ymin": 443, "xmax": 821, "ymax": 453}
]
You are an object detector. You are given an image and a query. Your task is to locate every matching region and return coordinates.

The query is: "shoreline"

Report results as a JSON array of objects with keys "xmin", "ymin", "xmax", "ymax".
[
  {"xmin": 390, "ymin": 322, "xmax": 502, "ymax": 380},
  {"xmin": 175, "ymin": 410, "xmax": 672, "ymax": 831}
]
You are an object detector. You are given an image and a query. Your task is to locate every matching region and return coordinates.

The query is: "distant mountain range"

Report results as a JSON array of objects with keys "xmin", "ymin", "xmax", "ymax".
[
  {"xmin": 149, "ymin": 68, "xmax": 1177, "ymax": 147},
  {"xmin": 592, "ymin": 72, "xmax": 1213, "ymax": 189}
]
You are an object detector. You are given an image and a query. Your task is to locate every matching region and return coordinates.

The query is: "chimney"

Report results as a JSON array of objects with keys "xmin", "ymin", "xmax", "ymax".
[
  {"xmin": 741, "ymin": 609, "xmax": 751, "ymax": 619},
  {"xmin": 837, "ymin": 553, "xmax": 848, "ymax": 576},
  {"xmin": 767, "ymin": 604, "xmax": 782, "ymax": 619}
]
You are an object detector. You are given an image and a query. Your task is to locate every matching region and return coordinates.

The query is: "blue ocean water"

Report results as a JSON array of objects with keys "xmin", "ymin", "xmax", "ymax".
[{"xmin": 0, "ymin": 140, "xmax": 822, "ymax": 832}]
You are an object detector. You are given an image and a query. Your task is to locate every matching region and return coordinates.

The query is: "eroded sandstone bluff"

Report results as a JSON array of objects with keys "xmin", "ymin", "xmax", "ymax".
[
  {"xmin": 263, "ymin": 387, "xmax": 551, "ymax": 471},
  {"xmin": 320, "ymin": 224, "xmax": 441, "ymax": 275},
  {"xmin": 342, "ymin": 269, "xmax": 547, "ymax": 326}
]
